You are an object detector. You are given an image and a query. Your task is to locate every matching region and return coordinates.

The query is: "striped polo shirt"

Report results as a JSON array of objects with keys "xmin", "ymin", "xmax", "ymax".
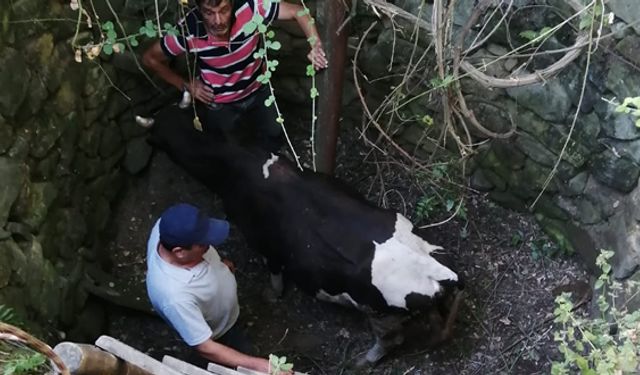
[{"xmin": 161, "ymin": 0, "xmax": 280, "ymax": 103}]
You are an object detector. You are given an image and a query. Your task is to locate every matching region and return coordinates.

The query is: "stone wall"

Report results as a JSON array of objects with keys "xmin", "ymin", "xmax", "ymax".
[
  {"xmin": 0, "ymin": 0, "xmax": 160, "ymax": 337},
  {"xmin": 357, "ymin": 0, "xmax": 640, "ymax": 278}
]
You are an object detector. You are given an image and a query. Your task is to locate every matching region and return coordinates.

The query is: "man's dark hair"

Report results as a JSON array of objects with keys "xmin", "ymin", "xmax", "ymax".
[{"xmin": 195, "ymin": 0, "xmax": 232, "ymax": 7}]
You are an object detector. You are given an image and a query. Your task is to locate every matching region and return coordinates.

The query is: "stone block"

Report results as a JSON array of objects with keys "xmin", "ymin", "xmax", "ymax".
[
  {"xmin": 0, "ymin": 48, "xmax": 31, "ymax": 118},
  {"xmin": 12, "ymin": 181, "xmax": 58, "ymax": 231},
  {"xmin": 0, "ymin": 118, "xmax": 14, "ymax": 155},
  {"xmin": 99, "ymin": 124, "xmax": 124, "ymax": 158},
  {"xmin": 590, "ymin": 149, "xmax": 640, "ymax": 193},
  {"xmin": 124, "ymin": 136, "xmax": 153, "ymax": 175},
  {"xmin": 606, "ymin": 60, "xmax": 640, "ymax": 101},
  {"xmin": 608, "ymin": 0, "xmax": 640, "ymax": 34},
  {"xmin": 506, "ymin": 79, "xmax": 571, "ymax": 122},
  {"xmin": 30, "ymin": 113, "xmax": 70, "ymax": 159},
  {"xmin": 0, "ymin": 157, "xmax": 27, "ymax": 228}
]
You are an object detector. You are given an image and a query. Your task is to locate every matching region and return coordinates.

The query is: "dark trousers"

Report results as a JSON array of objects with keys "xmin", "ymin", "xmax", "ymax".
[{"xmin": 198, "ymin": 85, "xmax": 284, "ymax": 152}]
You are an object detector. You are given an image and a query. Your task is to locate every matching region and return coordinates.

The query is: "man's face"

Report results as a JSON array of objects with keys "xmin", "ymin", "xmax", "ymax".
[{"xmin": 199, "ymin": 0, "xmax": 233, "ymax": 39}]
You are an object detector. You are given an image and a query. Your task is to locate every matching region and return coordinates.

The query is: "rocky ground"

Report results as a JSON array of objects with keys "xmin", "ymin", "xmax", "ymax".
[{"xmin": 102, "ymin": 108, "xmax": 592, "ymax": 375}]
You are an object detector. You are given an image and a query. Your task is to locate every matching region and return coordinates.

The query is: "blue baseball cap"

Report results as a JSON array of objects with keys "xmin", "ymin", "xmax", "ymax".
[{"xmin": 159, "ymin": 204, "xmax": 230, "ymax": 248}]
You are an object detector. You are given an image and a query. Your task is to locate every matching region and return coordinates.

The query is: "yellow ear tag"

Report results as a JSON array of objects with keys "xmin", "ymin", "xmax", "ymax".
[{"xmin": 193, "ymin": 116, "xmax": 203, "ymax": 132}]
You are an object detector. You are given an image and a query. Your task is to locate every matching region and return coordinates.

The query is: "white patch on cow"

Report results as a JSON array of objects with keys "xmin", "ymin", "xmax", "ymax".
[
  {"xmin": 316, "ymin": 290, "xmax": 362, "ymax": 310},
  {"xmin": 394, "ymin": 214, "xmax": 443, "ymax": 254},
  {"xmin": 262, "ymin": 154, "xmax": 279, "ymax": 179},
  {"xmin": 370, "ymin": 213, "xmax": 458, "ymax": 309}
]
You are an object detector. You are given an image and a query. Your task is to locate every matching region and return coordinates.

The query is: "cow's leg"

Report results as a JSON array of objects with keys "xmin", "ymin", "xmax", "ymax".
[
  {"xmin": 439, "ymin": 290, "xmax": 464, "ymax": 341},
  {"xmin": 270, "ymin": 272, "xmax": 284, "ymax": 297},
  {"xmin": 262, "ymin": 260, "xmax": 284, "ymax": 303},
  {"xmin": 427, "ymin": 290, "xmax": 464, "ymax": 346},
  {"xmin": 357, "ymin": 313, "xmax": 408, "ymax": 366}
]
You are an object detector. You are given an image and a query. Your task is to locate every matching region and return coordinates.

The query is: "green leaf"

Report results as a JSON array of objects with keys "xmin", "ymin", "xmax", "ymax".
[
  {"xmin": 579, "ymin": 16, "xmax": 592, "ymax": 30},
  {"xmin": 266, "ymin": 30, "xmax": 275, "ymax": 38},
  {"xmin": 310, "ymin": 87, "xmax": 319, "ymax": 99},
  {"xmin": 258, "ymin": 23, "xmax": 267, "ymax": 33},
  {"xmin": 270, "ymin": 41, "xmax": 281, "ymax": 50},
  {"xmin": 103, "ymin": 43, "xmax": 113, "ymax": 55},
  {"xmin": 306, "ymin": 64, "xmax": 315, "ymax": 77},
  {"xmin": 519, "ymin": 30, "xmax": 538, "ymax": 41},
  {"xmin": 252, "ymin": 14, "xmax": 264, "ymax": 24},
  {"xmin": 445, "ymin": 199, "xmax": 454, "ymax": 211},
  {"xmin": 102, "ymin": 21, "xmax": 114, "ymax": 31},
  {"xmin": 129, "ymin": 37, "xmax": 139, "ymax": 47},
  {"xmin": 243, "ymin": 21, "xmax": 258, "ymax": 35},
  {"xmin": 281, "ymin": 363, "xmax": 293, "ymax": 371},
  {"xmin": 106, "ymin": 30, "xmax": 117, "ymax": 41},
  {"xmin": 166, "ymin": 26, "xmax": 179, "ymax": 36}
]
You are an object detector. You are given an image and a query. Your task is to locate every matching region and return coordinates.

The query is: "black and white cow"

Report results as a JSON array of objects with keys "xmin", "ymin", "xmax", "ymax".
[{"xmin": 145, "ymin": 105, "xmax": 464, "ymax": 364}]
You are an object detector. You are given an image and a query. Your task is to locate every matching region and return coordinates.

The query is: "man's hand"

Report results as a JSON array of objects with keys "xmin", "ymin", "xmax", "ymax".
[
  {"xmin": 308, "ymin": 41, "xmax": 328, "ymax": 70},
  {"xmin": 187, "ymin": 79, "xmax": 216, "ymax": 104}
]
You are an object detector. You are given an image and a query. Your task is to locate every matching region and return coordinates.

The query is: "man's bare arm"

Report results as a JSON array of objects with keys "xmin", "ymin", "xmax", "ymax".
[
  {"xmin": 142, "ymin": 42, "xmax": 215, "ymax": 103},
  {"xmin": 277, "ymin": 2, "xmax": 328, "ymax": 70},
  {"xmin": 195, "ymin": 339, "xmax": 272, "ymax": 373}
]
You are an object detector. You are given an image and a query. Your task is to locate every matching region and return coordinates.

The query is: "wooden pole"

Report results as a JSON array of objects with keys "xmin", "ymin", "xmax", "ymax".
[
  {"xmin": 314, "ymin": 0, "xmax": 350, "ymax": 174},
  {"xmin": 53, "ymin": 342, "xmax": 153, "ymax": 375}
]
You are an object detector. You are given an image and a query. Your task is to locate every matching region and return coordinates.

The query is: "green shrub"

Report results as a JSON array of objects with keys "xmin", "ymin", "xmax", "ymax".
[{"xmin": 552, "ymin": 250, "xmax": 640, "ymax": 374}]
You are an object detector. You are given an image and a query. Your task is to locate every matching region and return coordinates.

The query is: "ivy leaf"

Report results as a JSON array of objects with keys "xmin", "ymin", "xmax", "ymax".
[
  {"xmin": 243, "ymin": 21, "xmax": 257, "ymax": 34},
  {"xmin": 445, "ymin": 199, "xmax": 454, "ymax": 212},
  {"xmin": 106, "ymin": 29, "xmax": 117, "ymax": 41},
  {"xmin": 519, "ymin": 30, "xmax": 537, "ymax": 41},
  {"xmin": 258, "ymin": 23, "xmax": 267, "ymax": 33},
  {"xmin": 129, "ymin": 37, "xmax": 139, "ymax": 47},
  {"xmin": 270, "ymin": 41, "xmax": 281, "ymax": 50},
  {"xmin": 166, "ymin": 26, "xmax": 179, "ymax": 36},
  {"xmin": 113, "ymin": 42, "xmax": 125, "ymax": 53},
  {"xmin": 306, "ymin": 64, "xmax": 315, "ymax": 77},
  {"xmin": 103, "ymin": 43, "xmax": 114, "ymax": 55},
  {"xmin": 266, "ymin": 30, "xmax": 275, "ymax": 38},
  {"xmin": 102, "ymin": 21, "xmax": 114, "ymax": 31}
]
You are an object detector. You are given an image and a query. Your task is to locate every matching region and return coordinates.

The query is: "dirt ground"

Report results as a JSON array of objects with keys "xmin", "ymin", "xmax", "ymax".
[{"xmin": 103, "ymin": 109, "xmax": 591, "ymax": 375}]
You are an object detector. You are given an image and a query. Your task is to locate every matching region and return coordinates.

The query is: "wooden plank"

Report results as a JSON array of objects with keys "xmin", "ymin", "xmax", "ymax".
[
  {"xmin": 54, "ymin": 342, "xmax": 153, "ymax": 375},
  {"xmin": 95, "ymin": 335, "xmax": 183, "ymax": 375},
  {"xmin": 207, "ymin": 362, "xmax": 246, "ymax": 375},
  {"xmin": 235, "ymin": 367, "xmax": 267, "ymax": 375},
  {"xmin": 162, "ymin": 355, "xmax": 215, "ymax": 375}
]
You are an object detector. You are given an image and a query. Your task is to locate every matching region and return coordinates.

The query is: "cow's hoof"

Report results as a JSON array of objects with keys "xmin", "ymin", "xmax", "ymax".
[
  {"xmin": 262, "ymin": 287, "xmax": 281, "ymax": 303},
  {"xmin": 354, "ymin": 355, "xmax": 374, "ymax": 369}
]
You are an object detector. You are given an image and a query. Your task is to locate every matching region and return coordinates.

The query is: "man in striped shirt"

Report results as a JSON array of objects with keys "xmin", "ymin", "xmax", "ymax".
[{"xmin": 143, "ymin": 0, "xmax": 328, "ymax": 152}]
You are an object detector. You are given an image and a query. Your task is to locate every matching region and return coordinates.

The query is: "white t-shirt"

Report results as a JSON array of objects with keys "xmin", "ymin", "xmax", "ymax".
[{"xmin": 146, "ymin": 219, "xmax": 240, "ymax": 346}]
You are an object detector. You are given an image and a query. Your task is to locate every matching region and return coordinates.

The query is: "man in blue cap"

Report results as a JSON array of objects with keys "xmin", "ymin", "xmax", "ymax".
[{"xmin": 146, "ymin": 203, "xmax": 282, "ymax": 373}]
